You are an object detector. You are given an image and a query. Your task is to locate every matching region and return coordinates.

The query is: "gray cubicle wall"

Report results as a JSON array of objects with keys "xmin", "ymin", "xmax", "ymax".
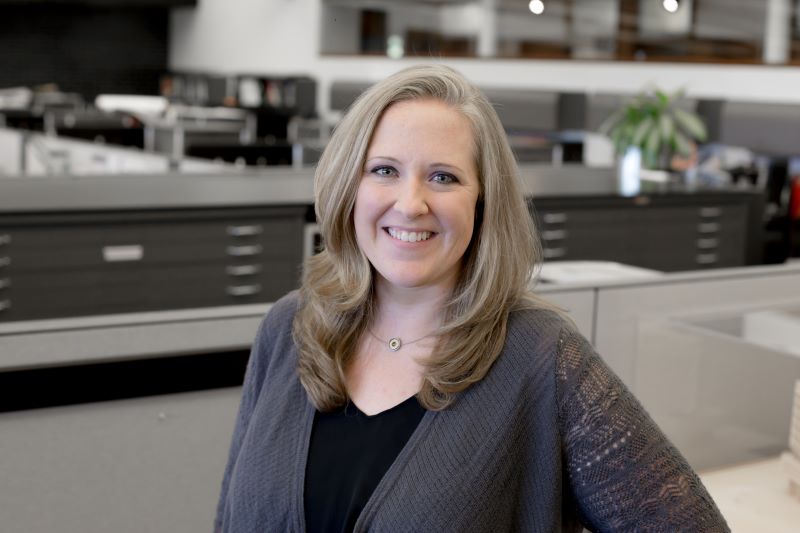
[
  {"xmin": 0, "ymin": 386, "xmax": 241, "ymax": 533},
  {"xmin": 593, "ymin": 264, "xmax": 800, "ymax": 471},
  {"xmin": 330, "ymin": 82, "xmax": 582, "ymax": 133},
  {"xmin": 718, "ymin": 100, "xmax": 800, "ymax": 156}
]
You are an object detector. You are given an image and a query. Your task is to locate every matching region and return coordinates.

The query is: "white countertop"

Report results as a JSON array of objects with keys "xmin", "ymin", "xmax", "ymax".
[{"xmin": 700, "ymin": 456, "xmax": 800, "ymax": 532}]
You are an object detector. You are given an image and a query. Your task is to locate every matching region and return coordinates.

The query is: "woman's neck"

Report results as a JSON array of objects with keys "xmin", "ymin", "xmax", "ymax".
[{"xmin": 371, "ymin": 278, "xmax": 452, "ymax": 339}]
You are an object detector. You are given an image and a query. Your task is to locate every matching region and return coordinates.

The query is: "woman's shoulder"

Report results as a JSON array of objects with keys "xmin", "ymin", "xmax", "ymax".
[
  {"xmin": 251, "ymin": 290, "xmax": 301, "ymax": 350},
  {"xmin": 505, "ymin": 301, "xmax": 578, "ymax": 353},
  {"xmin": 264, "ymin": 289, "xmax": 301, "ymax": 326}
]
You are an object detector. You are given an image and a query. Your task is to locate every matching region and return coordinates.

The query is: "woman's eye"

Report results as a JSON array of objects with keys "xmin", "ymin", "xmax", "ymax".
[
  {"xmin": 371, "ymin": 166, "xmax": 396, "ymax": 177},
  {"xmin": 431, "ymin": 172, "xmax": 458, "ymax": 184}
]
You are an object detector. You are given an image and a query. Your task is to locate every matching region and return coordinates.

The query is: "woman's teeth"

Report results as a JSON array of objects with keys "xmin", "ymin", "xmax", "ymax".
[{"xmin": 387, "ymin": 228, "xmax": 432, "ymax": 243}]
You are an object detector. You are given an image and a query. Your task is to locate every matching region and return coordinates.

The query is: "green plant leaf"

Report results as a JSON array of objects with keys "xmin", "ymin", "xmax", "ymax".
[
  {"xmin": 659, "ymin": 114, "xmax": 674, "ymax": 144},
  {"xmin": 610, "ymin": 128, "xmax": 623, "ymax": 151},
  {"xmin": 632, "ymin": 115, "xmax": 655, "ymax": 146},
  {"xmin": 596, "ymin": 85, "xmax": 708, "ymax": 159},
  {"xmin": 674, "ymin": 108, "xmax": 708, "ymax": 141},
  {"xmin": 645, "ymin": 125, "xmax": 662, "ymax": 158},
  {"xmin": 642, "ymin": 147, "xmax": 658, "ymax": 169},
  {"xmin": 655, "ymin": 89, "xmax": 669, "ymax": 108},
  {"xmin": 674, "ymin": 131, "xmax": 693, "ymax": 157}
]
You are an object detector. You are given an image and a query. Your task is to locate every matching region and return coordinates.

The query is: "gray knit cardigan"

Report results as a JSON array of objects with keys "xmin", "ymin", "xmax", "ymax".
[{"xmin": 215, "ymin": 292, "xmax": 728, "ymax": 532}]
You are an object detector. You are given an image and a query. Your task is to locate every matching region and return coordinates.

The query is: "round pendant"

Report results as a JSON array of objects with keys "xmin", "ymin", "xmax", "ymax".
[{"xmin": 388, "ymin": 337, "xmax": 402, "ymax": 351}]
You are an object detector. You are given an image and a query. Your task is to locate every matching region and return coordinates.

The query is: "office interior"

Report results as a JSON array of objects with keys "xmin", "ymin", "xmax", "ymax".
[{"xmin": 1, "ymin": 0, "xmax": 800, "ymax": 530}]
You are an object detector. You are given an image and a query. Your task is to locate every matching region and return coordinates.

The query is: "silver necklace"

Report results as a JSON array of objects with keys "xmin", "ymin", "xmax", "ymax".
[{"xmin": 368, "ymin": 328, "xmax": 432, "ymax": 352}]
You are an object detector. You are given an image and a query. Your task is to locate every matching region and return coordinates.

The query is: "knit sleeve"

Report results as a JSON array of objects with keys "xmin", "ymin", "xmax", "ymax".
[
  {"xmin": 556, "ymin": 327, "xmax": 729, "ymax": 532},
  {"xmin": 213, "ymin": 311, "xmax": 277, "ymax": 532}
]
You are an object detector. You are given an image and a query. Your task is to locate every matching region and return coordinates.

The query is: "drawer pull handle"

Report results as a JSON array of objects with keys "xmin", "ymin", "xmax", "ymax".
[
  {"xmin": 0, "ymin": 234, "xmax": 10, "ymax": 246},
  {"xmin": 699, "ymin": 207, "xmax": 722, "ymax": 217},
  {"xmin": 697, "ymin": 238, "xmax": 719, "ymax": 249},
  {"xmin": 0, "ymin": 299, "xmax": 10, "ymax": 311},
  {"xmin": 227, "ymin": 284, "xmax": 262, "ymax": 297},
  {"xmin": 102, "ymin": 245, "xmax": 144, "ymax": 262},
  {"xmin": 541, "ymin": 229, "xmax": 567, "ymax": 241},
  {"xmin": 543, "ymin": 247, "xmax": 567, "ymax": 259},
  {"xmin": 0, "ymin": 256, "xmax": 9, "ymax": 268},
  {"xmin": 696, "ymin": 253, "xmax": 718, "ymax": 264},
  {"xmin": 698, "ymin": 222, "xmax": 721, "ymax": 233},
  {"xmin": 226, "ymin": 264, "xmax": 262, "ymax": 276},
  {"xmin": 227, "ymin": 225, "xmax": 263, "ymax": 237},
  {"xmin": 543, "ymin": 213, "xmax": 568, "ymax": 224},
  {"xmin": 0, "ymin": 278, "xmax": 8, "ymax": 289},
  {"xmin": 227, "ymin": 244, "xmax": 263, "ymax": 257}
]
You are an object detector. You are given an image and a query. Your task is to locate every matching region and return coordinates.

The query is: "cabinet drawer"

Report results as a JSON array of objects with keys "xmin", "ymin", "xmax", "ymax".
[
  {"xmin": 534, "ymin": 200, "xmax": 752, "ymax": 271},
  {"xmin": 0, "ymin": 257, "xmax": 300, "ymax": 322},
  {"xmin": 0, "ymin": 207, "xmax": 306, "ymax": 322},
  {"xmin": 3, "ymin": 216, "xmax": 303, "ymax": 273}
]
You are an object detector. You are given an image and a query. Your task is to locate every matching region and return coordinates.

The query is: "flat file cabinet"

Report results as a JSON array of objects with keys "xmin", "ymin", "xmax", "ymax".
[
  {"xmin": 0, "ymin": 206, "xmax": 306, "ymax": 322},
  {"xmin": 531, "ymin": 192, "xmax": 761, "ymax": 272}
]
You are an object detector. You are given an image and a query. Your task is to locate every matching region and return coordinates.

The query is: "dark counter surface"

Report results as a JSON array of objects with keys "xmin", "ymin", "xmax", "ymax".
[{"xmin": 0, "ymin": 169, "xmax": 315, "ymax": 212}]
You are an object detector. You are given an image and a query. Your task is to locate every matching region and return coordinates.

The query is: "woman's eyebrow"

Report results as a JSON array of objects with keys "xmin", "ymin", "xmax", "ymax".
[
  {"xmin": 430, "ymin": 162, "xmax": 464, "ymax": 173},
  {"xmin": 365, "ymin": 156, "xmax": 401, "ymax": 164}
]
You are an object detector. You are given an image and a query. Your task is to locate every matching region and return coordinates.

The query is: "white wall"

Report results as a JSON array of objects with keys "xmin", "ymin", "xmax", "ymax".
[
  {"xmin": 439, "ymin": 3, "xmax": 484, "ymax": 38},
  {"xmin": 573, "ymin": 0, "xmax": 618, "ymax": 39},
  {"xmin": 496, "ymin": 7, "xmax": 568, "ymax": 42},
  {"xmin": 694, "ymin": 0, "xmax": 766, "ymax": 41},
  {"xmin": 169, "ymin": 0, "xmax": 800, "ymax": 119},
  {"xmin": 320, "ymin": 5, "xmax": 360, "ymax": 54},
  {"xmin": 639, "ymin": 0, "xmax": 692, "ymax": 37},
  {"xmin": 387, "ymin": 2, "xmax": 441, "ymax": 37},
  {"xmin": 170, "ymin": 0, "xmax": 320, "ymax": 74}
]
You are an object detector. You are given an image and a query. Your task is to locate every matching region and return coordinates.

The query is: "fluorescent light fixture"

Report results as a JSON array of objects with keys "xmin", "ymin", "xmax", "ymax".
[
  {"xmin": 663, "ymin": 0, "xmax": 679, "ymax": 13},
  {"xmin": 529, "ymin": 0, "xmax": 544, "ymax": 15}
]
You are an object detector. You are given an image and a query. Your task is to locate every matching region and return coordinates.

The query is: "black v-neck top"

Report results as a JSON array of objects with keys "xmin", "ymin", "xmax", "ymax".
[{"xmin": 304, "ymin": 395, "xmax": 426, "ymax": 533}]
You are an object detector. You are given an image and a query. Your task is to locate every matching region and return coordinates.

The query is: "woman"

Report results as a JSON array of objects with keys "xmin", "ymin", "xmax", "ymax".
[{"xmin": 215, "ymin": 65, "xmax": 728, "ymax": 532}]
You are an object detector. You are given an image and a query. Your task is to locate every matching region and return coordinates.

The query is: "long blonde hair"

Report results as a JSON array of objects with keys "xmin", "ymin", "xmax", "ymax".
[{"xmin": 295, "ymin": 64, "xmax": 546, "ymax": 411}]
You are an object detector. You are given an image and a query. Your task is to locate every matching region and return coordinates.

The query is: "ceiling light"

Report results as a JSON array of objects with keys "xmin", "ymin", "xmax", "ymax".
[
  {"xmin": 663, "ymin": 0, "xmax": 679, "ymax": 13},
  {"xmin": 529, "ymin": 0, "xmax": 544, "ymax": 15}
]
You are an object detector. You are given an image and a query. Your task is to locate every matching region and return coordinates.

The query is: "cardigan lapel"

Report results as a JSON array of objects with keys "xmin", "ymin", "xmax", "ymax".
[
  {"xmin": 351, "ymin": 409, "xmax": 439, "ymax": 533},
  {"xmin": 291, "ymin": 385, "xmax": 316, "ymax": 533}
]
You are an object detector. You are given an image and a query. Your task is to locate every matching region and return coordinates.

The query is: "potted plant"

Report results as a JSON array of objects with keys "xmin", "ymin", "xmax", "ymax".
[{"xmin": 599, "ymin": 88, "xmax": 708, "ymax": 171}]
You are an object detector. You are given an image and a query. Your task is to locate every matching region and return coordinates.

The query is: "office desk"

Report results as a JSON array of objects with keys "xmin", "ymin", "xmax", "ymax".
[{"xmin": 701, "ymin": 457, "xmax": 800, "ymax": 532}]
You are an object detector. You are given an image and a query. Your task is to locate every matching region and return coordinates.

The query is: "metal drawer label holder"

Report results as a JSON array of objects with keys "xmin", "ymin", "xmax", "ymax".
[{"xmin": 102, "ymin": 245, "xmax": 144, "ymax": 262}]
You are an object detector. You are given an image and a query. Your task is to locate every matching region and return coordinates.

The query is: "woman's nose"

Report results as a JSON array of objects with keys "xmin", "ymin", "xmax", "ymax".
[{"xmin": 393, "ymin": 178, "xmax": 429, "ymax": 219}]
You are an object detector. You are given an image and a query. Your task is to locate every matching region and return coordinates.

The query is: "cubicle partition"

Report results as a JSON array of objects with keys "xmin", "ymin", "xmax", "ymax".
[
  {"xmin": 541, "ymin": 263, "xmax": 800, "ymax": 472},
  {"xmin": 588, "ymin": 264, "xmax": 800, "ymax": 470}
]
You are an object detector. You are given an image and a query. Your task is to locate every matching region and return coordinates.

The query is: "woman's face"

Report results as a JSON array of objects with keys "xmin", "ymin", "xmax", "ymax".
[{"xmin": 354, "ymin": 98, "xmax": 480, "ymax": 293}]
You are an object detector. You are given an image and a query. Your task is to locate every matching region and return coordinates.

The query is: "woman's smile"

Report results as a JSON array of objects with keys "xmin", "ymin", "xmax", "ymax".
[{"xmin": 385, "ymin": 227, "xmax": 435, "ymax": 243}]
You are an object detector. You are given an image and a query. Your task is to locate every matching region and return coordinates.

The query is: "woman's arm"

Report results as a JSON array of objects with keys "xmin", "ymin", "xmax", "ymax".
[
  {"xmin": 556, "ymin": 327, "xmax": 729, "ymax": 532},
  {"xmin": 213, "ymin": 314, "xmax": 274, "ymax": 532}
]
